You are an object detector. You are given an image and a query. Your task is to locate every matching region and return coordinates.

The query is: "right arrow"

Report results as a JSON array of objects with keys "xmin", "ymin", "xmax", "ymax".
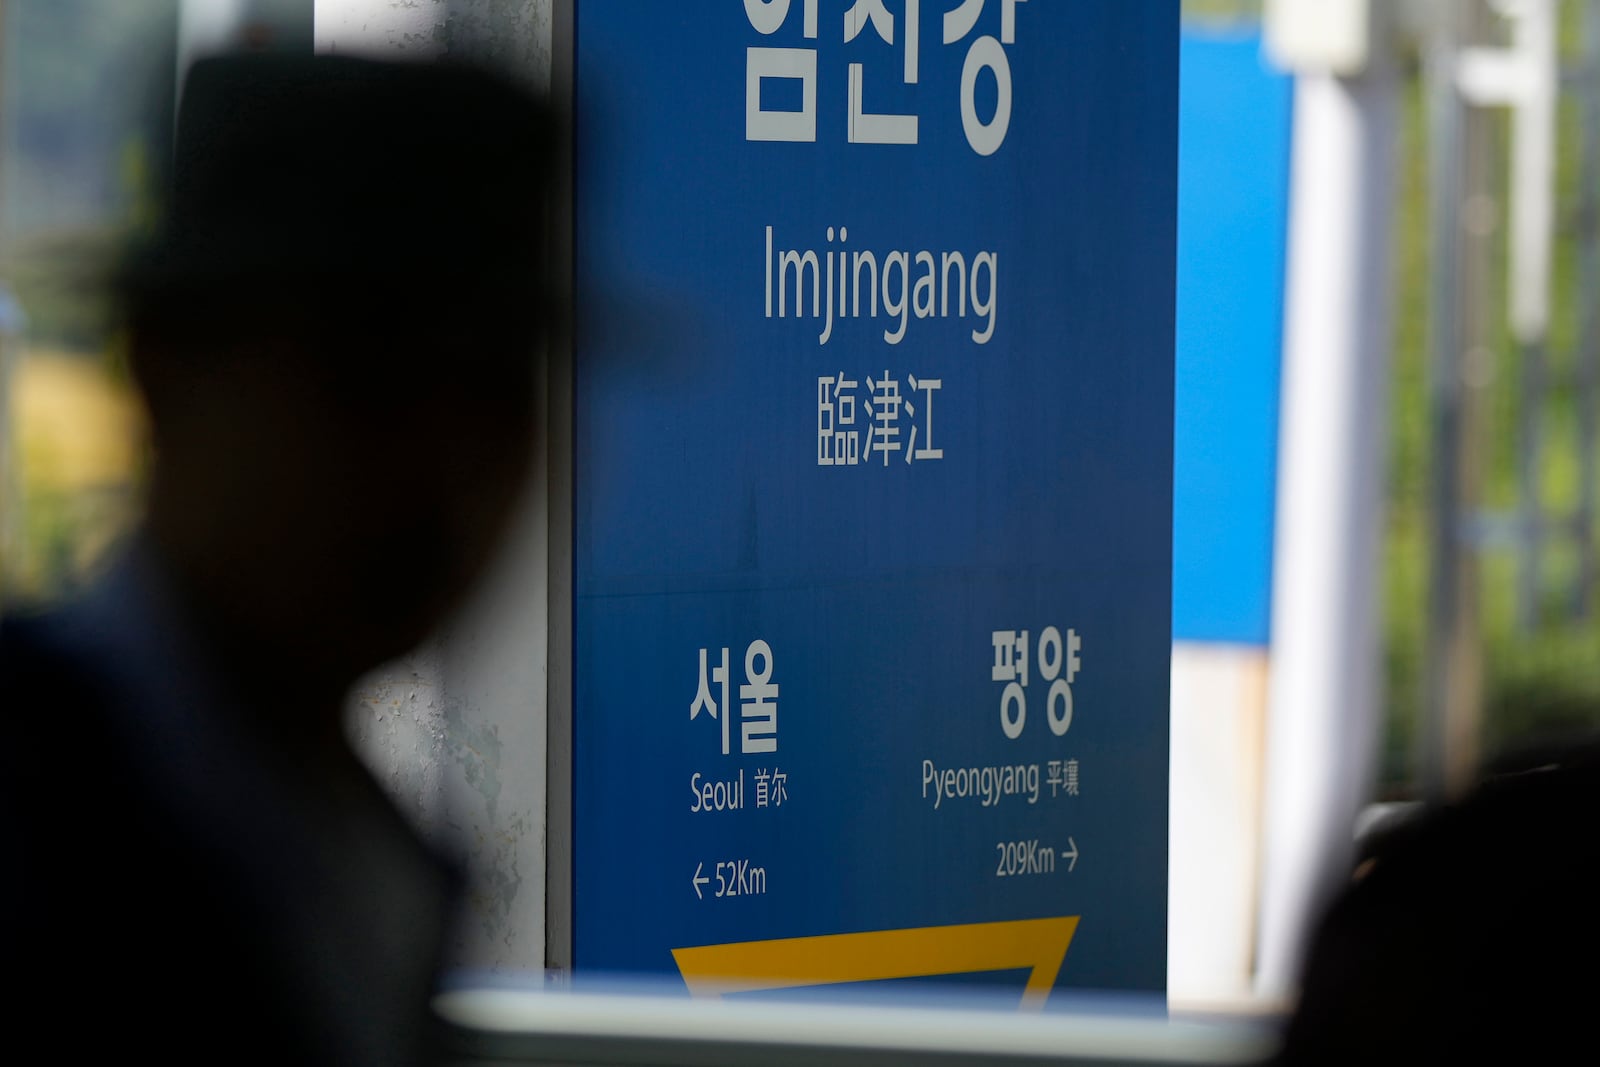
[
  {"xmin": 692, "ymin": 861, "xmax": 710, "ymax": 899},
  {"xmin": 1060, "ymin": 838, "xmax": 1079, "ymax": 873}
]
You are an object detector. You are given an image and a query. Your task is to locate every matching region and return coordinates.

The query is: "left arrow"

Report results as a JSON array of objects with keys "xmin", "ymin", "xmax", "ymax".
[{"xmin": 692, "ymin": 862, "xmax": 710, "ymax": 900}]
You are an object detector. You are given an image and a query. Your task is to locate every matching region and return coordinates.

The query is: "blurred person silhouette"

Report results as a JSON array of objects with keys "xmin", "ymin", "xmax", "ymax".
[
  {"xmin": 0, "ymin": 54, "xmax": 553, "ymax": 1065},
  {"xmin": 1271, "ymin": 736, "xmax": 1600, "ymax": 1064}
]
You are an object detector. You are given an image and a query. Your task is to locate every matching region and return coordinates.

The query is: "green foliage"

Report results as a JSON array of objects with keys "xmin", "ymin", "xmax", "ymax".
[
  {"xmin": 1182, "ymin": 0, "xmax": 1265, "ymax": 24},
  {"xmin": 5, "ymin": 227, "xmax": 122, "ymax": 353},
  {"xmin": 1379, "ymin": 4, "xmax": 1600, "ymax": 794}
]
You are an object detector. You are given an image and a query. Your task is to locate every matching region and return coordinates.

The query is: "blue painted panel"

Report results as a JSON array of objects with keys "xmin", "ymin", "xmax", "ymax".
[{"xmin": 1172, "ymin": 29, "xmax": 1292, "ymax": 647}]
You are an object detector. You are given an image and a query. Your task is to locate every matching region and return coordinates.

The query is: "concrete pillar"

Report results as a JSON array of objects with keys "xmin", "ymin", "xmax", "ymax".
[
  {"xmin": 315, "ymin": 0, "xmax": 554, "ymax": 975},
  {"xmin": 1254, "ymin": 0, "xmax": 1399, "ymax": 997}
]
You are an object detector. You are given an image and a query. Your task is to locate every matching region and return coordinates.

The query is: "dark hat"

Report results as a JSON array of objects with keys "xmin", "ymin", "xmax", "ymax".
[{"xmin": 119, "ymin": 52, "xmax": 555, "ymax": 308}]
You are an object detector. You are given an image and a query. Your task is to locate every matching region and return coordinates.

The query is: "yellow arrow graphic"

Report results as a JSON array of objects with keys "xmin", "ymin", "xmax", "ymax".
[{"xmin": 672, "ymin": 916, "xmax": 1080, "ymax": 1010}]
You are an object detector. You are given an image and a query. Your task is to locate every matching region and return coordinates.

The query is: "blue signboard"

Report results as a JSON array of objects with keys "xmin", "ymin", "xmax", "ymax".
[{"xmin": 574, "ymin": 1, "xmax": 1175, "ymax": 1000}]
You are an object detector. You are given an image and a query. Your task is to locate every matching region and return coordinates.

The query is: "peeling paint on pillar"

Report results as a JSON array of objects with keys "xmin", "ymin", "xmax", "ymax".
[
  {"xmin": 434, "ymin": 475, "xmax": 549, "ymax": 968},
  {"xmin": 350, "ymin": 647, "xmax": 448, "ymax": 839},
  {"xmin": 443, "ymin": 0, "xmax": 552, "ymax": 94},
  {"xmin": 316, "ymin": 0, "xmax": 554, "ymax": 974},
  {"xmin": 316, "ymin": 0, "xmax": 449, "ymax": 58}
]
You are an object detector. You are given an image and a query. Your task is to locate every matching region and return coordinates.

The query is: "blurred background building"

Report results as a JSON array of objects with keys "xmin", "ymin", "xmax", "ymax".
[{"xmin": 0, "ymin": 0, "xmax": 1595, "ymax": 1021}]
